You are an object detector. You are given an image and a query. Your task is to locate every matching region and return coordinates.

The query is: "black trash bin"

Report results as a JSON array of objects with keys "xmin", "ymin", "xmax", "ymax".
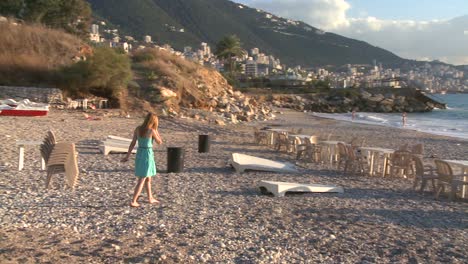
[
  {"xmin": 167, "ymin": 147, "xmax": 184, "ymax": 173},
  {"xmin": 198, "ymin": 134, "xmax": 210, "ymax": 153}
]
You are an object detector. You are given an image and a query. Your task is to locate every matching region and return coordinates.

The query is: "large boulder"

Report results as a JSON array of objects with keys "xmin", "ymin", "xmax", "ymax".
[
  {"xmin": 360, "ymin": 91, "xmax": 372, "ymax": 99},
  {"xmin": 368, "ymin": 94, "xmax": 385, "ymax": 102},
  {"xmin": 380, "ymin": 98, "xmax": 394, "ymax": 106}
]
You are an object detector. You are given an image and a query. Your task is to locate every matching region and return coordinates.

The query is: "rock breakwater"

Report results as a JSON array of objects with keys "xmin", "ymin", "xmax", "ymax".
[{"xmin": 271, "ymin": 88, "xmax": 445, "ymax": 113}]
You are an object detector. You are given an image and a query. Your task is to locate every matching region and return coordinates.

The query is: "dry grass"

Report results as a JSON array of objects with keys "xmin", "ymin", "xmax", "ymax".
[
  {"xmin": 132, "ymin": 48, "xmax": 230, "ymax": 109},
  {"xmin": 133, "ymin": 48, "xmax": 204, "ymax": 107},
  {"xmin": 0, "ymin": 21, "xmax": 82, "ymax": 86},
  {"xmin": 134, "ymin": 48, "xmax": 197, "ymax": 74}
]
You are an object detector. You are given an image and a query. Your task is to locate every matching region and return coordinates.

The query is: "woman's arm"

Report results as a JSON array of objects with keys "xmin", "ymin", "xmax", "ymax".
[
  {"xmin": 152, "ymin": 129, "xmax": 163, "ymax": 145},
  {"xmin": 121, "ymin": 128, "xmax": 138, "ymax": 162}
]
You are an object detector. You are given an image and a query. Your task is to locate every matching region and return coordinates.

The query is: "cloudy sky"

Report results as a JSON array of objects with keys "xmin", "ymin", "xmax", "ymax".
[{"xmin": 234, "ymin": 0, "xmax": 468, "ymax": 65}]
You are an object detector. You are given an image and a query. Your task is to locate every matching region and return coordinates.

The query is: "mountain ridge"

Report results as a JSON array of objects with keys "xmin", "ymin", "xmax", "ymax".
[{"xmin": 87, "ymin": 0, "xmax": 404, "ymax": 66}]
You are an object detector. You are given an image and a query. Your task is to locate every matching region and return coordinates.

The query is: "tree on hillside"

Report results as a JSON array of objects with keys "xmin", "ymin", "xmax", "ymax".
[
  {"xmin": 0, "ymin": 0, "xmax": 91, "ymax": 37},
  {"xmin": 215, "ymin": 35, "xmax": 246, "ymax": 76}
]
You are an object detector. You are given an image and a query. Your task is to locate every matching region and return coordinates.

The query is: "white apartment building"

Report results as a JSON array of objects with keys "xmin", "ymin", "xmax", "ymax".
[
  {"xmin": 144, "ymin": 35, "xmax": 152, "ymax": 43},
  {"xmin": 200, "ymin": 42, "xmax": 211, "ymax": 56},
  {"xmin": 245, "ymin": 58, "xmax": 258, "ymax": 77},
  {"xmin": 91, "ymin": 24, "xmax": 99, "ymax": 34},
  {"xmin": 89, "ymin": 24, "xmax": 101, "ymax": 43},
  {"xmin": 250, "ymin": 48, "xmax": 259, "ymax": 56}
]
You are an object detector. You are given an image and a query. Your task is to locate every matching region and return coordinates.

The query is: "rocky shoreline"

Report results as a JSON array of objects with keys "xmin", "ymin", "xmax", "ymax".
[
  {"xmin": 0, "ymin": 109, "xmax": 467, "ymax": 263},
  {"xmin": 270, "ymin": 88, "xmax": 446, "ymax": 113}
]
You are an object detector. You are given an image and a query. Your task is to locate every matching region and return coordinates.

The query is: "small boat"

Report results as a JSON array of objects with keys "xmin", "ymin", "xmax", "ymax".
[
  {"xmin": 1, "ymin": 99, "xmax": 19, "ymax": 107},
  {"xmin": 0, "ymin": 99, "xmax": 49, "ymax": 116}
]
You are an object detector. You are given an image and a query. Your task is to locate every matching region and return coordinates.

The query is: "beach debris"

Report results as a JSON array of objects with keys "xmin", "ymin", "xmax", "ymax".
[
  {"xmin": 258, "ymin": 180, "xmax": 344, "ymax": 197},
  {"xmin": 65, "ymin": 97, "xmax": 109, "ymax": 110},
  {"xmin": 229, "ymin": 153, "xmax": 298, "ymax": 173},
  {"xmin": 83, "ymin": 113, "xmax": 102, "ymax": 121},
  {"xmin": 215, "ymin": 119, "xmax": 226, "ymax": 126}
]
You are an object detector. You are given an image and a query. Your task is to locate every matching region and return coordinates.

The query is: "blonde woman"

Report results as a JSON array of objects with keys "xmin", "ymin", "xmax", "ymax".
[{"xmin": 122, "ymin": 113, "xmax": 162, "ymax": 207}]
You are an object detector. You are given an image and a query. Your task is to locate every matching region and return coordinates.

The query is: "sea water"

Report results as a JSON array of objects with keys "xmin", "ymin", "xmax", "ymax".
[{"xmin": 312, "ymin": 94, "xmax": 468, "ymax": 140}]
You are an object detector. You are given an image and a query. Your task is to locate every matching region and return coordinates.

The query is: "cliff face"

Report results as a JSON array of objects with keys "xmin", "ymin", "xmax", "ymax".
[{"xmin": 270, "ymin": 88, "xmax": 446, "ymax": 113}]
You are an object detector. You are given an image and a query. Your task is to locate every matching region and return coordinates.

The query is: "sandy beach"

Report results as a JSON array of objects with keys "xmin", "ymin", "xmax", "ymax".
[{"xmin": 1, "ymin": 108, "xmax": 467, "ymax": 263}]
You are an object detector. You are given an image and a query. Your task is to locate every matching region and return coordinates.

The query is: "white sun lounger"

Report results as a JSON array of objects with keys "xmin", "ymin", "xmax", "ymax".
[
  {"xmin": 258, "ymin": 180, "xmax": 344, "ymax": 197},
  {"xmin": 99, "ymin": 135, "xmax": 138, "ymax": 155},
  {"xmin": 229, "ymin": 153, "xmax": 298, "ymax": 173},
  {"xmin": 99, "ymin": 143, "xmax": 136, "ymax": 155},
  {"xmin": 107, "ymin": 135, "xmax": 132, "ymax": 142}
]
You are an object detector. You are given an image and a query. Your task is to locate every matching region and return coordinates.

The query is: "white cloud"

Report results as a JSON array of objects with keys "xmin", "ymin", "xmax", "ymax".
[
  {"xmin": 236, "ymin": 0, "xmax": 468, "ymax": 65},
  {"xmin": 336, "ymin": 16, "xmax": 468, "ymax": 65},
  {"xmin": 246, "ymin": 0, "xmax": 351, "ymax": 30}
]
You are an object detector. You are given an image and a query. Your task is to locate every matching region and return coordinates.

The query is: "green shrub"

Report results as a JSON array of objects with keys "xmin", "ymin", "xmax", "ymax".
[
  {"xmin": 146, "ymin": 71, "xmax": 158, "ymax": 81},
  {"xmin": 133, "ymin": 51, "xmax": 156, "ymax": 62},
  {"xmin": 58, "ymin": 47, "xmax": 132, "ymax": 98},
  {"xmin": 222, "ymin": 72, "xmax": 240, "ymax": 88}
]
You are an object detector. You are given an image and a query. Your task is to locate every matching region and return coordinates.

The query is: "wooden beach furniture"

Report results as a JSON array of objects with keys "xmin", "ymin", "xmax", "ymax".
[
  {"xmin": 40, "ymin": 131, "xmax": 79, "ymax": 189},
  {"xmin": 258, "ymin": 180, "xmax": 344, "ymax": 197},
  {"xmin": 336, "ymin": 142, "xmax": 349, "ymax": 172},
  {"xmin": 411, "ymin": 143, "xmax": 424, "ymax": 156},
  {"xmin": 99, "ymin": 135, "xmax": 137, "ymax": 155},
  {"xmin": 274, "ymin": 132, "xmax": 292, "ymax": 152},
  {"xmin": 319, "ymin": 140, "xmax": 342, "ymax": 166},
  {"xmin": 337, "ymin": 143, "xmax": 367, "ymax": 175},
  {"xmin": 386, "ymin": 150, "xmax": 414, "ymax": 178},
  {"xmin": 434, "ymin": 160, "xmax": 468, "ymax": 201},
  {"xmin": 16, "ymin": 140, "xmax": 44, "ymax": 171},
  {"xmin": 253, "ymin": 128, "xmax": 268, "ymax": 145},
  {"xmin": 265, "ymin": 128, "xmax": 290, "ymax": 145},
  {"xmin": 412, "ymin": 156, "xmax": 438, "ymax": 193},
  {"xmin": 443, "ymin": 159, "xmax": 468, "ymax": 199},
  {"xmin": 347, "ymin": 144, "xmax": 367, "ymax": 175},
  {"xmin": 229, "ymin": 153, "xmax": 298, "ymax": 173},
  {"xmin": 359, "ymin": 147, "xmax": 395, "ymax": 177},
  {"xmin": 296, "ymin": 136, "xmax": 321, "ymax": 162}
]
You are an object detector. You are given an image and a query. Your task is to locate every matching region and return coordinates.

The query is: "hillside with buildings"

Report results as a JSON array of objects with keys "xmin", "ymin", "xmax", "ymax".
[
  {"xmin": 86, "ymin": 0, "xmax": 404, "ymax": 67},
  {"xmin": 89, "ymin": 16, "xmax": 468, "ymax": 94},
  {"xmin": 0, "ymin": 5, "xmax": 461, "ymax": 117},
  {"xmin": 86, "ymin": 0, "xmax": 467, "ymax": 94}
]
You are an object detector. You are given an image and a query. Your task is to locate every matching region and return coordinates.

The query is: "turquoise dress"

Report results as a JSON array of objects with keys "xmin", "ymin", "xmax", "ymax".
[{"xmin": 135, "ymin": 137, "xmax": 157, "ymax": 178}]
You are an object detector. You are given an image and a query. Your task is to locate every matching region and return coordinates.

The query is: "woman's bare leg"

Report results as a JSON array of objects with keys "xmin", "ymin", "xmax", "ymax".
[
  {"xmin": 131, "ymin": 178, "xmax": 146, "ymax": 207},
  {"xmin": 145, "ymin": 177, "xmax": 159, "ymax": 204}
]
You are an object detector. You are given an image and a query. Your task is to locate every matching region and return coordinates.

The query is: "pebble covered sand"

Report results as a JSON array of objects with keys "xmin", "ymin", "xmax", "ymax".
[{"xmin": 1, "ymin": 109, "xmax": 467, "ymax": 263}]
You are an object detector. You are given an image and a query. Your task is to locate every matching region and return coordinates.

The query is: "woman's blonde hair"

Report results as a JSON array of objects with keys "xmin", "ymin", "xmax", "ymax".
[{"xmin": 139, "ymin": 113, "xmax": 159, "ymax": 137}]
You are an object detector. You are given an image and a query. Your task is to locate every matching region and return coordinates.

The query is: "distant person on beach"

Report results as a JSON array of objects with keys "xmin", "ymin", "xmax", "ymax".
[
  {"xmin": 402, "ymin": 112, "xmax": 407, "ymax": 127},
  {"xmin": 121, "ymin": 113, "xmax": 163, "ymax": 207},
  {"xmin": 352, "ymin": 109, "xmax": 356, "ymax": 121}
]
